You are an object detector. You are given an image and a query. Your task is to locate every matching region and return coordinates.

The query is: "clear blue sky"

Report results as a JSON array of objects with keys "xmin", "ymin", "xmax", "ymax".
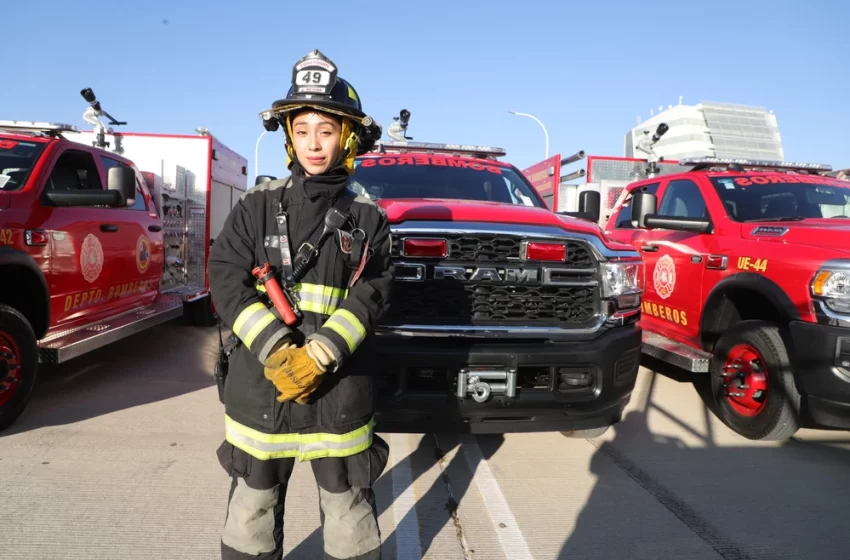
[{"xmin": 6, "ymin": 0, "xmax": 848, "ymax": 182}]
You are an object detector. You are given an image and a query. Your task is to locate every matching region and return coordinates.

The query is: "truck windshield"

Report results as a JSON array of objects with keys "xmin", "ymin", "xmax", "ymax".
[
  {"xmin": 710, "ymin": 176, "xmax": 850, "ymax": 222},
  {"xmin": 351, "ymin": 155, "xmax": 546, "ymax": 208},
  {"xmin": 0, "ymin": 138, "xmax": 47, "ymax": 191}
]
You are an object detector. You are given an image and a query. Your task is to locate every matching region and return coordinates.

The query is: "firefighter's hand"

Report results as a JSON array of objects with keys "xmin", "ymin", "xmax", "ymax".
[{"xmin": 263, "ymin": 342, "xmax": 327, "ymax": 403}]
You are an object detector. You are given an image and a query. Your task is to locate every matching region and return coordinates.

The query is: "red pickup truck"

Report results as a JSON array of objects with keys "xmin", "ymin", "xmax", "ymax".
[
  {"xmin": 343, "ymin": 139, "xmax": 645, "ymax": 435},
  {"xmin": 0, "ymin": 116, "xmax": 247, "ymax": 431},
  {"xmin": 602, "ymin": 157, "xmax": 850, "ymax": 440}
]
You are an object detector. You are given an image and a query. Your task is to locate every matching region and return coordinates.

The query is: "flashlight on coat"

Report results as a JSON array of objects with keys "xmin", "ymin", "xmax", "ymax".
[{"xmin": 252, "ymin": 262, "xmax": 299, "ymax": 326}]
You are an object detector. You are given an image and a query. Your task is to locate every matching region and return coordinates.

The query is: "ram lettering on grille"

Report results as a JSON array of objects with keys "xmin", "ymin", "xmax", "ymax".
[{"xmin": 434, "ymin": 266, "xmax": 539, "ymax": 283}]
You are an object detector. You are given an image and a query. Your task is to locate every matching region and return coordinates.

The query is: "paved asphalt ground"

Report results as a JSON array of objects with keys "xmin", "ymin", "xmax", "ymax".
[{"xmin": 1, "ymin": 321, "xmax": 849, "ymax": 559}]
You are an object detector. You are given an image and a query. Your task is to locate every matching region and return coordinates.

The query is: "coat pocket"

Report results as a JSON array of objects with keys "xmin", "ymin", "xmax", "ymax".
[
  {"xmin": 224, "ymin": 349, "xmax": 275, "ymax": 431},
  {"xmin": 216, "ymin": 441, "xmax": 253, "ymax": 478},
  {"xmin": 329, "ymin": 371, "xmax": 375, "ymax": 427},
  {"xmin": 346, "ymin": 434, "xmax": 389, "ymax": 489}
]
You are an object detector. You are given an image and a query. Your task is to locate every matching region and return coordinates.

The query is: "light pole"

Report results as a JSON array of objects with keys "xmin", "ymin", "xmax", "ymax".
[
  {"xmin": 509, "ymin": 111, "xmax": 549, "ymax": 160},
  {"xmin": 253, "ymin": 130, "xmax": 270, "ymax": 186}
]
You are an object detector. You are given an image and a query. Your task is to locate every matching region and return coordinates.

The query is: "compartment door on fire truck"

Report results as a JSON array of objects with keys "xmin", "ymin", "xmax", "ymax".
[
  {"xmin": 98, "ymin": 155, "xmax": 161, "ymax": 304},
  {"xmin": 39, "ymin": 147, "xmax": 134, "ymax": 324},
  {"xmin": 639, "ymin": 178, "xmax": 713, "ymax": 342}
]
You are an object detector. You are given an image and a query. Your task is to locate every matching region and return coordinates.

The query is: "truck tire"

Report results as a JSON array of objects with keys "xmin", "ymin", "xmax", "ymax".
[
  {"xmin": 0, "ymin": 304, "xmax": 39, "ymax": 432},
  {"xmin": 709, "ymin": 320, "xmax": 801, "ymax": 441}
]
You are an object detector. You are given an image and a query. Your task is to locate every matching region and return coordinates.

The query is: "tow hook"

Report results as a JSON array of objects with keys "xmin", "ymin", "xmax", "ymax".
[{"xmin": 457, "ymin": 368, "xmax": 517, "ymax": 402}]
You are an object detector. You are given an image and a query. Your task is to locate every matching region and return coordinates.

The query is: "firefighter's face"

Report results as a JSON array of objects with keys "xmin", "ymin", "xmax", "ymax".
[{"xmin": 291, "ymin": 111, "xmax": 342, "ymax": 175}]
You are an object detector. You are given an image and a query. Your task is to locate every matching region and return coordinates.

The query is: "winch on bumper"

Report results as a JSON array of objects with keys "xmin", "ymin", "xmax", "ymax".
[{"xmin": 372, "ymin": 324, "xmax": 642, "ymax": 434}]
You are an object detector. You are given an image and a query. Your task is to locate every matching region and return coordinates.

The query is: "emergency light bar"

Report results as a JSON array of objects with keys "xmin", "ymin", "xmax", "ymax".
[
  {"xmin": 373, "ymin": 141, "xmax": 507, "ymax": 160},
  {"xmin": 681, "ymin": 157, "xmax": 832, "ymax": 173},
  {"xmin": 0, "ymin": 120, "xmax": 80, "ymax": 136}
]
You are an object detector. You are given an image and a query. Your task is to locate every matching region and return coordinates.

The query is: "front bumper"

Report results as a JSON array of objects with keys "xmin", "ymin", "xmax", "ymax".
[
  {"xmin": 372, "ymin": 325, "xmax": 642, "ymax": 434},
  {"xmin": 789, "ymin": 320, "xmax": 850, "ymax": 429}
]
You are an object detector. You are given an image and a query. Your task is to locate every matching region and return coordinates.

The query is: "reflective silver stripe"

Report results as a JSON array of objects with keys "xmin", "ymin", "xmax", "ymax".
[
  {"xmin": 296, "ymin": 283, "xmax": 347, "ymax": 315},
  {"xmin": 228, "ymin": 430, "xmax": 300, "ymax": 455},
  {"xmin": 224, "ymin": 415, "xmax": 376, "ymax": 461},
  {"xmin": 325, "ymin": 309, "xmax": 367, "ymax": 353},
  {"xmin": 301, "ymin": 429, "xmax": 372, "ymax": 455},
  {"xmin": 232, "ymin": 302, "xmax": 276, "ymax": 350}
]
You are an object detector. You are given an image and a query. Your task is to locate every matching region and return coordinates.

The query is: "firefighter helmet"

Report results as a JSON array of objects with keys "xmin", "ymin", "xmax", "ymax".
[{"xmin": 261, "ymin": 49, "xmax": 381, "ymax": 165}]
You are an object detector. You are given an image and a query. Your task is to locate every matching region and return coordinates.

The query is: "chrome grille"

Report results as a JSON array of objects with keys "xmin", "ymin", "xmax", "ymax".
[
  {"xmin": 386, "ymin": 233, "xmax": 601, "ymax": 329},
  {"xmin": 383, "ymin": 282, "xmax": 598, "ymax": 327}
]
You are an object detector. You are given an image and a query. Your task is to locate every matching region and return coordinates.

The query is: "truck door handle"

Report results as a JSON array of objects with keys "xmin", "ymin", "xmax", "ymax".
[
  {"xmin": 148, "ymin": 224, "xmax": 162, "ymax": 232},
  {"xmin": 641, "ymin": 244, "xmax": 659, "ymax": 252},
  {"xmin": 100, "ymin": 224, "xmax": 119, "ymax": 232}
]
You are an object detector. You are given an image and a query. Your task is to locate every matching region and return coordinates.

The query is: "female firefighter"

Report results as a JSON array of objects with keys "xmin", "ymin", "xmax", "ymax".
[{"xmin": 207, "ymin": 49, "xmax": 391, "ymax": 560}]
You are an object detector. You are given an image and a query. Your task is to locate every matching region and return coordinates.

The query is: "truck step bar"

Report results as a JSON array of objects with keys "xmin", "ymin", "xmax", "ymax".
[
  {"xmin": 38, "ymin": 295, "xmax": 185, "ymax": 364},
  {"xmin": 642, "ymin": 331, "xmax": 711, "ymax": 373}
]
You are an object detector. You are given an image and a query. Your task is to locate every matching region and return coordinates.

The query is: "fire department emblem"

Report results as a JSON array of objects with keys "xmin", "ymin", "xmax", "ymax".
[
  {"xmin": 337, "ymin": 230, "xmax": 353, "ymax": 254},
  {"xmin": 80, "ymin": 234, "xmax": 104, "ymax": 283},
  {"xmin": 653, "ymin": 254, "xmax": 676, "ymax": 300},
  {"xmin": 136, "ymin": 235, "xmax": 151, "ymax": 273}
]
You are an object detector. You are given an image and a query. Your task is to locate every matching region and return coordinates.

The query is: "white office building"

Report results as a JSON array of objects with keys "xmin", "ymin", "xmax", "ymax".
[{"xmin": 624, "ymin": 100, "xmax": 785, "ymax": 162}]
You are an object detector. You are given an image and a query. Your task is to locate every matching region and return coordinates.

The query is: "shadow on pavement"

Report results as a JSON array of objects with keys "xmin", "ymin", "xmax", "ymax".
[
  {"xmin": 2, "ymin": 320, "xmax": 217, "ymax": 436},
  {"xmin": 285, "ymin": 431, "xmax": 504, "ymax": 559},
  {"xmin": 559, "ymin": 363, "xmax": 850, "ymax": 560}
]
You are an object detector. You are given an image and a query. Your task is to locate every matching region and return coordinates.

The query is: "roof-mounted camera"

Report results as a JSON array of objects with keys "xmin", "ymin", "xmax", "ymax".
[{"xmin": 388, "ymin": 109, "xmax": 413, "ymax": 142}]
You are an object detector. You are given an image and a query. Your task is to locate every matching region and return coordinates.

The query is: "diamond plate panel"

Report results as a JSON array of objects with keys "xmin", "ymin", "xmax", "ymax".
[{"xmin": 186, "ymin": 168, "xmax": 208, "ymax": 289}]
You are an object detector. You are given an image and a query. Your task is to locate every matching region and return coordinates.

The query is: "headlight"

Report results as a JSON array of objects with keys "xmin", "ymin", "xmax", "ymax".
[
  {"xmin": 603, "ymin": 261, "xmax": 643, "ymax": 309},
  {"xmin": 812, "ymin": 268, "xmax": 850, "ymax": 314}
]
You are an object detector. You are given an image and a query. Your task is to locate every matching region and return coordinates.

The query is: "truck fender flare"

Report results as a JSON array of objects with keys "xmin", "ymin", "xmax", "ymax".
[
  {"xmin": 0, "ymin": 247, "xmax": 51, "ymax": 338},
  {"xmin": 700, "ymin": 272, "xmax": 799, "ymax": 349}
]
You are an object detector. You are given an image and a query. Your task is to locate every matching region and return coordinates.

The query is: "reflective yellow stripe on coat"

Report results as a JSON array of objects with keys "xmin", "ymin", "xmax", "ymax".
[
  {"xmin": 233, "ymin": 302, "xmax": 276, "ymax": 350},
  {"xmin": 296, "ymin": 283, "xmax": 347, "ymax": 315},
  {"xmin": 324, "ymin": 309, "xmax": 366, "ymax": 352},
  {"xmin": 256, "ymin": 282, "xmax": 349, "ymax": 316},
  {"xmin": 225, "ymin": 415, "xmax": 376, "ymax": 461}
]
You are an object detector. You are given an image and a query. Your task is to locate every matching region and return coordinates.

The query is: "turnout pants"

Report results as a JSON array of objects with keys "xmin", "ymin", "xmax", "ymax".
[{"xmin": 217, "ymin": 437, "xmax": 389, "ymax": 560}]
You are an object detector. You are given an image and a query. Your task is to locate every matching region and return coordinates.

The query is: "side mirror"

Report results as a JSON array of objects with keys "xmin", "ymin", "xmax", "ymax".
[
  {"xmin": 108, "ymin": 166, "xmax": 137, "ymax": 205},
  {"xmin": 255, "ymin": 174, "xmax": 277, "ymax": 186},
  {"xmin": 44, "ymin": 189, "xmax": 124, "ymax": 207},
  {"xmin": 577, "ymin": 190, "xmax": 601, "ymax": 223},
  {"xmin": 645, "ymin": 215, "xmax": 713, "ymax": 234},
  {"xmin": 631, "ymin": 191, "xmax": 657, "ymax": 228}
]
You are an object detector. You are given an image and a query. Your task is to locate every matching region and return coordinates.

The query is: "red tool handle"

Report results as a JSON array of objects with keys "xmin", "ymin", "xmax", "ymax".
[{"xmin": 252, "ymin": 263, "xmax": 298, "ymax": 326}]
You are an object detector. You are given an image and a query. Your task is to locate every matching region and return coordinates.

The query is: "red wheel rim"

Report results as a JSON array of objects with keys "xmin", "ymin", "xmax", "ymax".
[
  {"xmin": 721, "ymin": 344, "xmax": 768, "ymax": 417},
  {"xmin": 0, "ymin": 330, "xmax": 21, "ymax": 409}
]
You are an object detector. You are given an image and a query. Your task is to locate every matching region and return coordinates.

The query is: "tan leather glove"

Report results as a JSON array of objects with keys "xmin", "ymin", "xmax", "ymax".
[
  {"xmin": 263, "ymin": 340, "xmax": 328, "ymax": 403},
  {"xmin": 305, "ymin": 339, "xmax": 335, "ymax": 369}
]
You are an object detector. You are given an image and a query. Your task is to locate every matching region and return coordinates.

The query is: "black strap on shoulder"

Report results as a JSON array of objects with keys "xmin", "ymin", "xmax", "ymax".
[
  {"xmin": 275, "ymin": 212, "xmax": 296, "ymax": 287},
  {"xmin": 289, "ymin": 188, "xmax": 357, "ymax": 282}
]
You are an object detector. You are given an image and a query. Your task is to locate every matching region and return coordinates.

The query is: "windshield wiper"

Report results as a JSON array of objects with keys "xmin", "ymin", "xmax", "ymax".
[{"xmin": 742, "ymin": 216, "xmax": 807, "ymax": 222}]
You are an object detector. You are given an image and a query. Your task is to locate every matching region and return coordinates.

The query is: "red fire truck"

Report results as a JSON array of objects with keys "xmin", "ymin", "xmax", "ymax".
[
  {"xmin": 0, "ymin": 88, "xmax": 247, "ymax": 430},
  {"xmin": 602, "ymin": 156, "xmax": 850, "ymax": 441}
]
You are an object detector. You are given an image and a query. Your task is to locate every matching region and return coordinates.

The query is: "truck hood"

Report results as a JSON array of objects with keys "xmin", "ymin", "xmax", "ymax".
[
  {"xmin": 742, "ymin": 219, "xmax": 850, "ymax": 255},
  {"xmin": 376, "ymin": 199, "xmax": 634, "ymax": 251}
]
